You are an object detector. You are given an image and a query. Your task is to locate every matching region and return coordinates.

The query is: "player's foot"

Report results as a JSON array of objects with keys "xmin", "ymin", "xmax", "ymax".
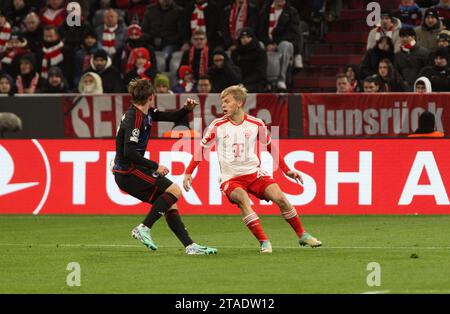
[
  {"xmin": 299, "ymin": 232, "xmax": 322, "ymax": 248},
  {"xmin": 260, "ymin": 240, "xmax": 272, "ymax": 253},
  {"xmin": 185, "ymin": 243, "xmax": 218, "ymax": 255},
  {"xmin": 131, "ymin": 224, "xmax": 157, "ymax": 250}
]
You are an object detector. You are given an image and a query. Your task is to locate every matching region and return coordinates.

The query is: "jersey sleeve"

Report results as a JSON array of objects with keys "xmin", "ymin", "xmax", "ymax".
[
  {"xmin": 200, "ymin": 121, "xmax": 218, "ymax": 148},
  {"xmin": 124, "ymin": 109, "xmax": 143, "ymax": 144}
]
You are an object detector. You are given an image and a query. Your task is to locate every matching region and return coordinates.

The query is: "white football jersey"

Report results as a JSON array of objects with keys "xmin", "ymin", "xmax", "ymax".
[{"xmin": 201, "ymin": 114, "xmax": 271, "ymax": 183}]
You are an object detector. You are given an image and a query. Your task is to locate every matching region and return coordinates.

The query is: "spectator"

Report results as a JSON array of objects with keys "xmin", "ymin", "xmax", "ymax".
[
  {"xmin": 15, "ymin": 53, "xmax": 45, "ymax": 94},
  {"xmin": 39, "ymin": 25, "xmax": 73, "ymax": 82},
  {"xmin": 40, "ymin": 0, "xmax": 67, "ymax": 27},
  {"xmin": 85, "ymin": 49, "xmax": 124, "ymax": 93},
  {"xmin": 78, "ymin": 71, "xmax": 103, "ymax": 94},
  {"xmin": 5, "ymin": 0, "xmax": 31, "ymax": 32},
  {"xmin": 207, "ymin": 49, "xmax": 241, "ymax": 92},
  {"xmin": 91, "ymin": 0, "xmax": 126, "ymax": 29},
  {"xmin": 141, "ymin": 0, "xmax": 185, "ymax": 57},
  {"xmin": 335, "ymin": 73, "xmax": 352, "ymax": 93},
  {"xmin": 58, "ymin": 4, "xmax": 93, "ymax": 52},
  {"xmin": 179, "ymin": 29, "xmax": 211, "ymax": 81},
  {"xmin": 222, "ymin": 0, "xmax": 259, "ymax": 52},
  {"xmin": 257, "ymin": 0, "xmax": 302, "ymax": 89},
  {"xmin": 344, "ymin": 64, "xmax": 362, "ymax": 92},
  {"xmin": 419, "ymin": 48, "xmax": 450, "ymax": 91},
  {"xmin": 433, "ymin": 0, "xmax": 450, "ymax": 29},
  {"xmin": 414, "ymin": 76, "xmax": 433, "ymax": 92},
  {"xmin": 183, "ymin": 0, "xmax": 222, "ymax": 51},
  {"xmin": 367, "ymin": 10, "xmax": 402, "ymax": 53},
  {"xmin": 197, "ymin": 75, "xmax": 213, "ymax": 93},
  {"xmin": 23, "ymin": 12, "xmax": 43, "ymax": 53},
  {"xmin": 154, "ymin": 73, "xmax": 173, "ymax": 94},
  {"xmin": 115, "ymin": 0, "xmax": 151, "ymax": 25},
  {"xmin": 414, "ymin": 8, "xmax": 444, "ymax": 51},
  {"xmin": 124, "ymin": 47, "xmax": 159, "ymax": 85},
  {"xmin": 377, "ymin": 58, "xmax": 407, "ymax": 92},
  {"xmin": 120, "ymin": 23, "xmax": 157, "ymax": 75},
  {"xmin": 437, "ymin": 30, "xmax": 450, "ymax": 48},
  {"xmin": 0, "ymin": 10, "xmax": 12, "ymax": 55},
  {"xmin": 96, "ymin": 8, "xmax": 127, "ymax": 67},
  {"xmin": 0, "ymin": 31, "xmax": 30, "ymax": 79},
  {"xmin": 408, "ymin": 111, "xmax": 445, "ymax": 137},
  {"xmin": 395, "ymin": 27, "xmax": 429, "ymax": 88},
  {"xmin": 0, "ymin": 73, "xmax": 15, "ymax": 95},
  {"xmin": 172, "ymin": 65, "xmax": 196, "ymax": 93},
  {"xmin": 38, "ymin": 66, "xmax": 70, "ymax": 93},
  {"xmin": 394, "ymin": 0, "xmax": 422, "ymax": 29},
  {"xmin": 361, "ymin": 36, "xmax": 395, "ymax": 79},
  {"xmin": 74, "ymin": 28, "xmax": 100, "ymax": 87},
  {"xmin": 362, "ymin": 75, "xmax": 380, "ymax": 93},
  {"xmin": 231, "ymin": 27, "xmax": 267, "ymax": 93}
]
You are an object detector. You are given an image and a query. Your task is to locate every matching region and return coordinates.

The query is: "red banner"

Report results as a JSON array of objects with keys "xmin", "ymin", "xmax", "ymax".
[
  {"xmin": 1, "ymin": 139, "xmax": 449, "ymax": 215},
  {"xmin": 64, "ymin": 94, "xmax": 289, "ymax": 138},
  {"xmin": 302, "ymin": 93, "xmax": 450, "ymax": 137}
]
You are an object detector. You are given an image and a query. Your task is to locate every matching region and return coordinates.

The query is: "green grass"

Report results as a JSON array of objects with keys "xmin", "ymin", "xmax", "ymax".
[{"xmin": 0, "ymin": 215, "xmax": 450, "ymax": 294}]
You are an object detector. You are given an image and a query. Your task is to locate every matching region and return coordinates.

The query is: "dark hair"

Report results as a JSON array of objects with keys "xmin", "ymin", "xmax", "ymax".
[
  {"xmin": 43, "ymin": 25, "xmax": 58, "ymax": 33},
  {"xmin": 128, "ymin": 79, "xmax": 154, "ymax": 105},
  {"xmin": 198, "ymin": 75, "xmax": 211, "ymax": 81},
  {"xmin": 414, "ymin": 111, "xmax": 436, "ymax": 134},
  {"xmin": 375, "ymin": 36, "xmax": 394, "ymax": 52},
  {"xmin": 399, "ymin": 27, "xmax": 416, "ymax": 38},
  {"xmin": 363, "ymin": 75, "xmax": 379, "ymax": 85},
  {"xmin": 336, "ymin": 73, "xmax": 350, "ymax": 82}
]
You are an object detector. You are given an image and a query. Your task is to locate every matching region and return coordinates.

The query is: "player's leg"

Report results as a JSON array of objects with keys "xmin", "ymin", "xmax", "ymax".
[
  {"xmin": 164, "ymin": 204, "xmax": 217, "ymax": 255},
  {"xmin": 228, "ymin": 187, "xmax": 272, "ymax": 252},
  {"xmin": 262, "ymin": 183, "xmax": 322, "ymax": 248}
]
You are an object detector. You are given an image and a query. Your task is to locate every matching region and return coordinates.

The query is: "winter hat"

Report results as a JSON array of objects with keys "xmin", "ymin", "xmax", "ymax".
[
  {"xmin": 154, "ymin": 73, "xmax": 170, "ymax": 87},
  {"xmin": 238, "ymin": 27, "xmax": 255, "ymax": 39},
  {"xmin": 424, "ymin": 8, "xmax": 439, "ymax": 20},
  {"xmin": 93, "ymin": 49, "xmax": 108, "ymax": 61},
  {"xmin": 434, "ymin": 47, "xmax": 449, "ymax": 61},
  {"xmin": 83, "ymin": 28, "xmax": 98, "ymax": 40},
  {"xmin": 127, "ymin": 23, "xmax": 142, "ymax": 37},
  {"xmin": 399, "ymin": 27, "xmax": 416, "ymax": 37},
  {"xmin": 437, "ymin": 30, "xmax": 450, "ymax": 41},
  {"xmin": 48, "ymin": 66, "xmax": 64, "ymax": 78},
  {"xmin": 178, "ymin": 65, "xmax": 193, "ymax": 80},
  {"xmin": 19, "ymin": 53, "xmax": 36, "ymax": 67}
]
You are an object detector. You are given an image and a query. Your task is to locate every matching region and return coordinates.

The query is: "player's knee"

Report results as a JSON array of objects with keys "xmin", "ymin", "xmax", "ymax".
[
  {"xmin": 273, "ymin": 194, "xmax": 290, "ymax": 209},
  {"xmin": 166, "ymin": 184, "xmax": 182, "ymax": 199}
]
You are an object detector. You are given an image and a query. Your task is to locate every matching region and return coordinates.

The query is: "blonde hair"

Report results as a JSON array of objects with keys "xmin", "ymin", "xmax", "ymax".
[
  {"xmin": 128, "ymin": 78, "xmax": 154, "ymax": 105},
  {"xmin": 220, "ymin": 84, "xmax": 247, "ymax": 104}
]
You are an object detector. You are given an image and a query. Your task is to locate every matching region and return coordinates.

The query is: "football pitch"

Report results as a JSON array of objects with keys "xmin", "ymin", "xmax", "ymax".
[{"xmin": 1, "ymin": 215, "xmax": 449, "ymax": 294}]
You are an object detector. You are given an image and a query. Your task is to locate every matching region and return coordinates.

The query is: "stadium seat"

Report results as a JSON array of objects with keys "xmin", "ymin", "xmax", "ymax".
[
  {"xmin": 169, "ymin": 51, "xmax": 184, "ymax": 77},
  {"xmin": 266, "ymin": 51, "xmax": 282, "ymax": 84},
  {"xmin": 155, "ymin": 51, "xmax": 168, "ymax": 73}
]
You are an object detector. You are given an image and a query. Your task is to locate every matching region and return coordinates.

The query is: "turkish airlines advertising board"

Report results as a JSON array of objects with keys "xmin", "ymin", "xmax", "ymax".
[{"xmin": 0, "ymin": 139, "xmax": 449, "ymax": 215}]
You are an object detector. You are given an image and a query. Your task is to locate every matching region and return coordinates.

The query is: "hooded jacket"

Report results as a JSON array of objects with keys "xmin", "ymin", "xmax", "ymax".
[
  {"xmin": 78, "ymin": 72, "xmax": 103, "ymax": 94},
  {"xmin": 207, "ymin": 50, "xmax": 242, "ymax": 92},
  {"xmin": 414, "ymin": 76, "xmax": 433, "ymax": 92},
  {"xmin": 231, "ymin": 27, "xmax": 267, "ymax": 92},
  {"xmin": 418, "ymin": 49, "xmax": 450, "ymax": 91},
  {"xmin": 86, "ymin": 52, "xmax": 124, "ymax": 93},
  {"xmin": 414, "ymin": 12, "xmax": 445, "ymax": 51},
  {"xmin": 367, "ymin": 17, "xmax": 402, "ymax": 53}
]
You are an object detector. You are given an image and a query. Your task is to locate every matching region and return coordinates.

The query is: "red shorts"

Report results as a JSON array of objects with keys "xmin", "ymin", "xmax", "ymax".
[{"xmin": 220, "ymin": 171, "xmax": 276, "ymax": 204}]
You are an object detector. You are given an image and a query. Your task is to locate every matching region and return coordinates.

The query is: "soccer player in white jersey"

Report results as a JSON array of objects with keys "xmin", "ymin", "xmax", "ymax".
[{"xmin": 183, "ymin": 85, "xmax": 321, "ymax": 253}]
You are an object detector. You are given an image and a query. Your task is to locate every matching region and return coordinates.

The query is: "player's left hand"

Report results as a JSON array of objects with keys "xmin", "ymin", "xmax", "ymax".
[
  {"xmin": 184, "ymin": 98, "xmax": 199, "ymax": 110},
  {"xmin": 286, "ymin": 171, "xmax": 303, "ymax": 185}
]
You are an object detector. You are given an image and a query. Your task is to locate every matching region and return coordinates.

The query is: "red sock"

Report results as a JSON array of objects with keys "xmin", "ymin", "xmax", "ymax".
[
  {"xmin": 243, "ymin": 213, "xmax": 268, "ymax": 243},
  {"xmin": 282, "ymin": 208, "xmax": 305, "ymax": 237}
]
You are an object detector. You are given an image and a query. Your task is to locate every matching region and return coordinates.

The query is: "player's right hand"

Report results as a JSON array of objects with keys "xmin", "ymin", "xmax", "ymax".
[
  {"xmin": 183, "ymin": 174, "xmax": 193, "ymax": 192},
  {"xmin": 156, "ymin": 165, "xmax": 169, "ymax": 177}
]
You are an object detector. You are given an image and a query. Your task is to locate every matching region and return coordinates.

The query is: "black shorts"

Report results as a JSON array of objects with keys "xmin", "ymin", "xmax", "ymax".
[{"xmin": 113, "ymin": 166, "xmax": 174, "ymax": 204}]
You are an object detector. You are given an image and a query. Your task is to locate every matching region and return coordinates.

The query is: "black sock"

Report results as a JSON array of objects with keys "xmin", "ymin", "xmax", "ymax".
[
  {"xmin": 142, "ymin": 192, "xmax": 178, "ymax": 229},
  {"xmin": 165, "ymin": 209, "xmax": 194, "ymax": 247}
]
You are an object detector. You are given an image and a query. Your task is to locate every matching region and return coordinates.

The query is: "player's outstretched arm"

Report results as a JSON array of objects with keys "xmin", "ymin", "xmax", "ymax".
[{"xmin": 150, "ymin": 98, "xmax": 199, "ymax": 122}]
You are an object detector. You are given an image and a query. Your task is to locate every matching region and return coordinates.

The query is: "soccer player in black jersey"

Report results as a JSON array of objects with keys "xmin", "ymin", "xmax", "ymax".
[{"xmin": 112, "ymin": 79, "xmax": 217, "ymax": 255}]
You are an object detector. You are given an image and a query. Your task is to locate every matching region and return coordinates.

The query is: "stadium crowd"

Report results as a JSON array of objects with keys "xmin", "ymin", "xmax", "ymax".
[
  {"xmin": 0, "ymin": 0, "xmax": 322, "ymax": 95},
  {"xmin": 338, "ymin": 0, "xmax": 450, "ymax": 94}
]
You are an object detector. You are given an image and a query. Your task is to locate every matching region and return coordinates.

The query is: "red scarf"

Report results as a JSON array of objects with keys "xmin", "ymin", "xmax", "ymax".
[
  {"xmin": 1, "ymin": 47, "xmax": 30, "ymax": 65},
  {"xmin": 0, "ymin": 21, "xmax": 11, "ymax": 53},
  {"xmin": 41, "ymin": 41, "xmax": 64, "ymax": 79},
  {"xmin": 375, "ymin": 24, "xmax": 394, "ymax": 41},
  {"xmin": 229, "ymin": 0, "xmax": 248, "ymax": 43},
  {"xmin": 189, "ymin": 45, "xmax": 209, "ymax": 77},
  {"xmin": 40, "ymin": 7, "xmax": 66, "ymax": 26},
  {"xmin": 191, "ymin": 2, "xmax": 208, "ymax": 34},
  {"xmin": 401, "ymin": 39, "xmax": 416, "ymax": 53},
  {"xmin": 16, "ymin": 73, "xmax": 40, "ymax": 94},
  {"xmin": 268, "ymin": 1, "xmax": 285, "ymax": 40},
  {"xmin": 102, "ymin": 24, "xmax": 118, "ymax": 56}
]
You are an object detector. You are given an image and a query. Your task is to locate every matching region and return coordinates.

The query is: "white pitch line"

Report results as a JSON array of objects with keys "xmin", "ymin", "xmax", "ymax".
[
  {"xmin": 0, "ymin": 243, "xmax": 449, "ymax": 250},
  {"xmin": 361, "ymin": 290, "xmax": 391, "ymax": 294}
]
